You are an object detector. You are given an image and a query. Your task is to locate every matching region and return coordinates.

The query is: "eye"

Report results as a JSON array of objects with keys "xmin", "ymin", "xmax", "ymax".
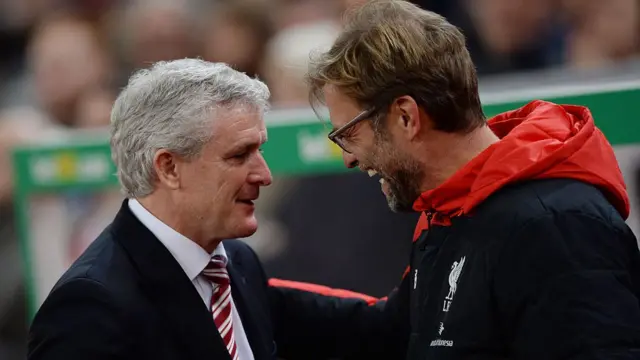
[
  {"xmin": 229, "ymin": 147, "xmax": 263, "ymax": 163},
  {"xmin": 233, "ymin": 152, "xmax": 249, "ymax": 160},
  {"xmin": 342, "ymin": 125, "xmax": 357, "ymax": 139}
]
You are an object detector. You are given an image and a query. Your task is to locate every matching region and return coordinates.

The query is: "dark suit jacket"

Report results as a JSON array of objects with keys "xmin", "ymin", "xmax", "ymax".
[
  {"xmin": 27, "ymin": 200, "xmax": 282, "ymax": 360},
  {"xmin": 27, "ymin": 200, "xmax": 409, "ymax": 360}
]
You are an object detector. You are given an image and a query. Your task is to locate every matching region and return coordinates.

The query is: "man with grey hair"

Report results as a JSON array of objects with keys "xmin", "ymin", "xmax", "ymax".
[
  {"xmin": 26, "ymin": 58, "xmax": 407, "ymax": 360},
  {"xmin": 27, "ymin": 59, "xmax": 272, "ymax": 360}
]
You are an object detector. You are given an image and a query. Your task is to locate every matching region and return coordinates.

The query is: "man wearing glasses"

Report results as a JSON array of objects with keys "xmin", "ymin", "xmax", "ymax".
[{"xmin": 285, "ymin": 0, "xmax": 640, "ymax": 358}]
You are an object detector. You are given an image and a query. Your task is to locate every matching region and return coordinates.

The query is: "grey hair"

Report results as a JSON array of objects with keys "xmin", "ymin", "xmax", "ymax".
[{"xmin": 110, "ymin": 58, "xmax": 270, "ymax": 198}]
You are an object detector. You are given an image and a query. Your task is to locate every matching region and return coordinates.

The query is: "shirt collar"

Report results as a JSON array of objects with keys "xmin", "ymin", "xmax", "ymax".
[
  {"xmin": 128, "ymin": 199, "xmax": 227, "ymax": 281},
  {"xmin": 212, "ymin": 241, "xmax": 228, "ymax": 266}
]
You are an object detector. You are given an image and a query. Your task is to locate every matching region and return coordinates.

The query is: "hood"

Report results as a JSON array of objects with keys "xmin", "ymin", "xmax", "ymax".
[{"xmin": 412, "ymin": 100, "xmax": 630, "ymax": 226}]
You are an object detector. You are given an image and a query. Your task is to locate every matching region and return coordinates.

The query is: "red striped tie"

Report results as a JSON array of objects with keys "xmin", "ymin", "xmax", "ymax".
[{"xmin": 202, "ymin": 255, "xmax": 238, "ymax": 360}]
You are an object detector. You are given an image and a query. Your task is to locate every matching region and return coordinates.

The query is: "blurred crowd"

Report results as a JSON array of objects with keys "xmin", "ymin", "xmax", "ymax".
[
  {"xmin": 0, "ymin": 0, "xmax": 638, "ymax": 358},
  {"xmin": 1, "ymin": 0, "xmax": 639, "ymax": 128}
]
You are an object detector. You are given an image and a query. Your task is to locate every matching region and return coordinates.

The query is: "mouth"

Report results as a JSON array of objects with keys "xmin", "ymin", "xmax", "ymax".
[
  {"xmin": 366, "ymin": 168, "xmax": 386, "ymax": 186},
  {"xmin": 237, "ymin": 199, "xmax": 255, "ymax": 206},
  {"xmin": 365, "ymin": 168, "xmax": 391, "ymax": 197}
]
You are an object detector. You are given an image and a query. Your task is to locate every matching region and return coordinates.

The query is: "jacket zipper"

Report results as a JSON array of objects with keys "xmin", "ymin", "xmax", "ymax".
[
  {"xmin": 409, "ymin": 211, "xmax": 434, "ymax": 330},
  {"xmin": 410, "ymin": 211, "xmax": 436, "ymax": 332},
  {"xmin": 419, "ymin": 211, "xmax": 434, "ymax": 251}
]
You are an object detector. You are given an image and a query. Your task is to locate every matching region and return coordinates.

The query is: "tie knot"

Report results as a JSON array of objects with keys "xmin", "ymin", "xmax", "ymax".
[{"xmin": 202, "ymin": 255, "xmax": 230, "ymax": 286}]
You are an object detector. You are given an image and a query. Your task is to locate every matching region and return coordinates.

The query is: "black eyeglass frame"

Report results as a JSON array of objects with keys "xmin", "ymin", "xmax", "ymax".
[{"xmin": 327, "ymin": 107, "xmax": 377, "ymax": 153}]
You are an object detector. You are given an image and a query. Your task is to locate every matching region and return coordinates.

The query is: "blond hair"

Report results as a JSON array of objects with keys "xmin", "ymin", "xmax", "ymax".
[{"xmin": 307, "ymin": 0, "xmax": 485, "ymax": 132}]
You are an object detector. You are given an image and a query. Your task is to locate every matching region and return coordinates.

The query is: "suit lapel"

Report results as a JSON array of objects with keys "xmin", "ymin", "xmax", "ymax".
[
  {"xmin": 110, "ymin": 201, "xmax": 231, "ymax": 360},
  {"xmin": 226, "ymin": 245, "xmax": 273, "ymax": 360}
]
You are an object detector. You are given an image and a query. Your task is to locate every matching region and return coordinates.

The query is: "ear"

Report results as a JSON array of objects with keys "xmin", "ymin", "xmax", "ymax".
[
  {"xmin": 393, "ymin": 96, "xmax": 421, "ymax": 141},
  {"xmin": 153, "ymin": 149, "xmax": 181, "ymax": 190}
]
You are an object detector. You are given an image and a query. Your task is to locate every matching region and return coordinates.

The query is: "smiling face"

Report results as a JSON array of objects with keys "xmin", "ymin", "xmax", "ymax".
[
  {"xmin": 154, "ymin": 106, "xmax": 272, "ymax": 244},
  {"xmin": 324, "ymin": 85, "xmax": 424, "ymax": 212},
  {"xmin": 364, "ymin": 132, "xmax": 424, "ymax": 212}
]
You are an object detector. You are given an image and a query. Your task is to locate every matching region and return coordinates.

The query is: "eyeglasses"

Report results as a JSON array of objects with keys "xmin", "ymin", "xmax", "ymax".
[{"xmin": 327, "ymin": 107, "xmax": 377, "ymax": 154}]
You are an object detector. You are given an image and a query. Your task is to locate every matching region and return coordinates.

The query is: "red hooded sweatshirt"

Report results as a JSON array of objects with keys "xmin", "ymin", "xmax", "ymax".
[{"xmin": 412, "ymin": 99, "xmax": 630, "ymax": 241}]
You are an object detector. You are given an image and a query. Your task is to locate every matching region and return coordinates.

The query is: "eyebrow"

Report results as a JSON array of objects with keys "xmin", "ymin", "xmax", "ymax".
[
  {"xmin": 238, "ymin": 140, "xmax": 259, "ymax": 150},
  {"xmin": 232, "ymin": 136, "xmax": 266, "ymax": 152}
]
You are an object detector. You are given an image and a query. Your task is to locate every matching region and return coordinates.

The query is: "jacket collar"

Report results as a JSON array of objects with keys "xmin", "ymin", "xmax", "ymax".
[{"xmin": 109, "ymin": 200, "xmax": 253, "ymax": 359}]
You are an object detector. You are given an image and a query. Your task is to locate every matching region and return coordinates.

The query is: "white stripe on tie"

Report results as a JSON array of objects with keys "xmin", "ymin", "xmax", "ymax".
[{"xmin": 202, "ymin": 255, "xmax": 238, "ymax": 359}]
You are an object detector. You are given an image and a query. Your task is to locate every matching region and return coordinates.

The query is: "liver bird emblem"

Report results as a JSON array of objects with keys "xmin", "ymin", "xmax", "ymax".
[{"xmin": 446, "ymin": 256, "xmax": 466, "ymax": 300}]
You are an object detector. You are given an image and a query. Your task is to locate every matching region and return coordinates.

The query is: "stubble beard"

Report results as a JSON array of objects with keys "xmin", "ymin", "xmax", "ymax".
[{"xmin": 370, "ymin": 136, "xmax": 424, "ymax": 213}]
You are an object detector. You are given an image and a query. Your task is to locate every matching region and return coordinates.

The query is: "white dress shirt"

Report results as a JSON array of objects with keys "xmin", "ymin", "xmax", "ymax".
[{"xmin": 128, "ymin": 199, "xmax": 254, "ymax": 360}]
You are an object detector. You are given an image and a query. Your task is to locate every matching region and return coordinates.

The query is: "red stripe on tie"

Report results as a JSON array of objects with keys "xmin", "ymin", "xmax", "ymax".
[{"xmin": 202, "ymin": 255, "xmax": 237, "ymax": 358}]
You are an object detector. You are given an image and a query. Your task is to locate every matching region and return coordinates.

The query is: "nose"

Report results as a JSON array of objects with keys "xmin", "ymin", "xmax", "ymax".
[
  {"xmin": 248, "ymin": 153, "xmax": 272, "ymax": 186},
  {"xmin": 342, "ymin": 151, "xmax": 358, "ymax": 169}
]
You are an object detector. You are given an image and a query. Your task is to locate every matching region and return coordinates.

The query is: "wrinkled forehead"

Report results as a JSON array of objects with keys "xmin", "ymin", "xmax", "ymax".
[{"xmin": 212, "ymin": 106, "xmax": 267, "ymax": 143}]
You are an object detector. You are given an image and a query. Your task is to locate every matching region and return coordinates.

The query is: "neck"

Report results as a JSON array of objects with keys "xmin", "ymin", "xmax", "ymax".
[
  {"xmin": 419, "ymin": 125, "xmax": 499, "ymax": 191},
  {"xmin": 137, "ymin": 196, "xmax": 221, "ymax": 253}
]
